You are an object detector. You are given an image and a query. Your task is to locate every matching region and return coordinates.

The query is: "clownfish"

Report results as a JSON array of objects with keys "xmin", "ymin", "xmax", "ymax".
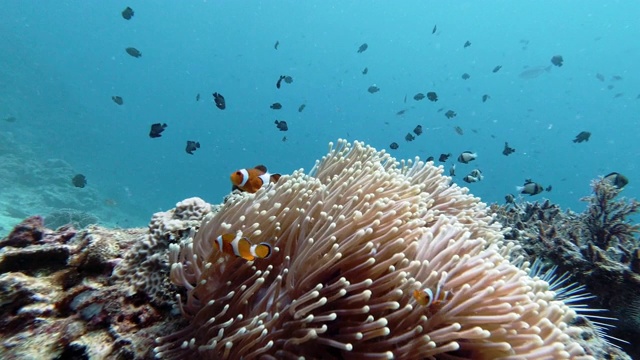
[
  {"xmin": 413, "ymin": 286, "xmax": 449, "ymax": 307},
  {"xmin": 214, "ymin": 233, "xmax": 272, "ymax": 261},
  {"xmin": 230, "ymin": 165, "xmax": 281, "ymax": 193}
]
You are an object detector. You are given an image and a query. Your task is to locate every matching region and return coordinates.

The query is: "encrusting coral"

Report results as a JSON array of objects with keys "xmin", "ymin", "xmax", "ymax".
[{"xmin": 156, "ymin": 139, "xmax": 595, "ymax": 359}]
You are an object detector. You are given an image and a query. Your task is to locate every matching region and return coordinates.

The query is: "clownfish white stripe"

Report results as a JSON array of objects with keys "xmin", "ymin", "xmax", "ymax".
[
  {"xmin": 258, "ymin": 172, "xmax": 271, "ymax": 186},
  {"xmin": 238, "ymin": 169, "xmax": 250, "ymax": 187}
]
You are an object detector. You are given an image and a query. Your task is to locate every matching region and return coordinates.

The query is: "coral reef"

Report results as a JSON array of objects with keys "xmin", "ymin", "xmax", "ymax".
[
  {"xmin": 0, "ymin": 199, "xmax": 213, "ymax": 359},
  {"xmin": 157, "ymin": 140, "xmax": 616, "ymax": 359},
  {"xmin": 0, "ymin": 140, "xmax": 633, "ymax": 360},
  {"xmin": 492, "ymin": 178, "xmax": 640, "ymax": 358},
  {"xmin": 0, "ymin": 131, "xmax": 145, "ymax": 238}
]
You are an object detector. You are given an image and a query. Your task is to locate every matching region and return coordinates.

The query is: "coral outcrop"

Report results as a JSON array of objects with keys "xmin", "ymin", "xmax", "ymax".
[{"xmin": 493, "ymin": 178, "xmax": 640, "ymax": 358}]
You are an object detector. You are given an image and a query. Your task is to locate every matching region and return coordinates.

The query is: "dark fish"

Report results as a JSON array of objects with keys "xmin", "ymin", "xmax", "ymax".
[
  {"xmin": 614, "ymin": 93, "xmax": 624, "ymax": 98},
  {"xmin": 275, "ymin": 120, "xmax": 288, "ymax": 131},
  {"xmin": 572, "ymin": 131, "xmax": 591, "ymax": 143},
  {"xmin": 405, "ymin": 133, "xmax": 415, "ymax": 142},
  {"xmin": 274, "ymin": 41, "xmax": 279, "ymax": 50},
  {"xmin": 611, "ymin": 75, "xmax": 623, "ymax": 81},
  {"xmin": 517, "ymin": 179, "xmax": 544, "ymax": 196},
  {"xmin": 362, "ymin": 67, "xmax": 368, "ymax": 75},
  {"xmin": 149, "ymin": 123, "xmax": 167, "ymax": 138},
  {"xmin": 550, "ymin": 55, "xmax": 564, "ymax": 67},
  {"xmin": 432, "ymin": 25, "xmax": 437, "ymax": 34},
  {"xmin": 389, "ymin": 142, "xmax": 399, "ymax": 150},
  {"xmin": 463, "ymin": 175, "xmax": 480, "ymax": 183},
  {"xmin": 426, "ymin": 156, "xmax": 435, "ymax": 162},
  {"xmin": 276, "ymin": 75, "xmax": 285, "ymax": 89},
  {"xmin": 112, "ymin": 96, "xmax": 123, "ymax": 105},
  {"xmin": 270, "ymin": 102, "xmax": 282, "ymax": 110},
  {"xmin": 413, "ymin": 125, "xmax": 423, "ymax": 136},
  {"xmin": 396, "ymin": 109, "xmax": 407, "ymax": 116},
  {"xmin": 596, "ymin": 73, "xmax": 605, "ymax": 82},
  {"xmin": 438, "ymin": 153, "xmax": 451, "ymax": 162},
  {"xmin": 444, "ymin": 110, "xmax": 456, "ymax": 119},
  {"xmin": 212, "ymin": 92, "xmax": 226, "ymax": 110},
  {"xmin": 545, "ymin": 185, "xmax": 552, "ymax": 192},
  {"xmin": 461, "ymin": 73, "xmax": 470, "ymax": 80},
  {"xmin": 283, "ymin": 76, "xmax": 293, "ymax": 84},
  {"xmin": 505, "ymin": 194, "xmax": 515, "ymax": 204},
  {"xmin": 185, "ymin": 141, "xmax": 200, "ymax": 155},
  {"xmin": 426, "ymin": 92, "xmax": 438, "ymax": 102},
  {"xmin": 482, "ymin": 94, "xmax": 490, "ymax": 102},
  {"xmin": 72, "ymin": 174, "xmax": 87, "ymax": 188},
  {"xmin": 357, "ymin": 43, "xmax": 368, "ymax": 53},
  {"xmin": 454, "ymin": 126, "xmax": 463, "ymax": 135},
  {"xmin": 196, "ymin": 93, "xmax": 200, "ymax": 101},
  {"xmin": 403, "ymin": 95, "xmax": 407, "ymax": 103},
  {"xmin": 368, "ymin": 85, "xmax": 380, "ymax": 94},
  {"xmin": 492, "ymin": 65, "xmax": 502, "ymax": 73},
  {"xmin": 298, "ymin": 104, "xmax": 306, "ymax": 112},
  {"xmin": 122, "ymin": 6, "xmax": 134, "ymax": 20},
  {"xmin": 502, "ymin": 142, "xmax": 515, "ymax": 156},
  {"xmin": 125, "ymin": 47, "xmax": 141, "ymax": 58},
  {"xmin": 282, "ymin": 136, "xmax": 287, "ymax": 142},
  {"xmin": 463, "ymin": 40, "xmax": 471, "ymax": 48},
  {"xmin": 3, "ymin": 116, "xmax": 16, "ymax": 123},
  {"xmin": 413, "ymin": 93, "xmax": 425, "ymax": 101},
  {"xmin": 458, "ymin": 151, "xmax": 477, "ymax": 164},
  {"xmin": 604, "ymin": 172, "xmax": 629, "ymax": 188}
]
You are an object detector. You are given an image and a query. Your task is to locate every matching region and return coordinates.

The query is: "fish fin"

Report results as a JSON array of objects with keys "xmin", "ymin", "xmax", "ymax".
[
  {"xmin": 236, "ymin": 238, "xmax": 255, "ymax": 261},
  {"xmin": 270, "ymin": 174, "xmax": 282, "ymax": 183},
  {"xmin": 516, "ymin": 186, "xmax": 524, "ymax": 192},
  {"xmin": 254, "ymin": 165, "xmax": 268, "ymax": 173},
  {"xmin": 252, "ymin": 243, "xmax": 272, "ymax": 259}
]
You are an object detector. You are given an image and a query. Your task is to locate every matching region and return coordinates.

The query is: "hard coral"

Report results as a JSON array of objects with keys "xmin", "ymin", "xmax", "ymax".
[
  {"xmin": 157, "ymin": 139, "xmax": 592, "ymax": 359},
  {"xmin": 113, "ymin": 197, "xmax": 213, "ymax": 307},
  {"xmin": 493, "ymin": 178, "xmax": 640, "ymax": 358}
]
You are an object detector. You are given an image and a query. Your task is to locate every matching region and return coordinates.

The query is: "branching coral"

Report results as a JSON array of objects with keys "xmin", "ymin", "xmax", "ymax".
[
  {"xmin": 580, "ymin": 178, "xmax": 640, "ymax": 250},
  {"xmin": 156, "ymin": 139, "xmax": 594, "ymax": 359},
  {"xmin": 492, "ymin": 178, "xmax": 640, "ymax": 358}
]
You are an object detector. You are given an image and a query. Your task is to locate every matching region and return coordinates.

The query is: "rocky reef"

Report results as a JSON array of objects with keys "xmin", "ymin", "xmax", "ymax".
[{"xmin": 0, "ymin": 198, "xmax": 213, "ymax": 359}]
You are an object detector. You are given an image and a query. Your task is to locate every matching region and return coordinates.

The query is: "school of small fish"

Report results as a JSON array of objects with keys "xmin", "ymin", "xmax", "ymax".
[{"xmin": 50, "ymin": 6, "xmax": 632, "ymax": 213}]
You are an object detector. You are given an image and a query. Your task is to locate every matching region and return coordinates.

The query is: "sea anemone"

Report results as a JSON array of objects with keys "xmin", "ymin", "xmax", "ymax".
[{"xmin": 155, "ymin": 139, "xmax": 592, "ymax": 359}]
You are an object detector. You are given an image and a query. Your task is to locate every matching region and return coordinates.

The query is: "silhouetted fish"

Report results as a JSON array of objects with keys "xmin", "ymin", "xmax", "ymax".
[
  {"xmin": 72, "ymin": 174, "xmax": 87, "ymax": 188},
  {"xmin": 112, "ymin": 96, "xmax": 123, "ymax": 105},
  {"xmin": 186, "ymin": 140, "xmax": 200, "ymax": 155},
  {"xmin": 274, "ymin": 40, "xmax": 279, "ymax": 50},
  {"xmin": 275, "ymin": 120, "xmax": 288, "ymax": 131},
  {"xmin": 212, "ymin": 92, "xmax": 226, "ymax": 110},
  {"xmin": 122, "ymin": 6, "xmax": 134, "ymax": 20},
  {"xmin": 298, "ymin": 104, "xmax": 306, "ymax": 112},
  {"xmin": 357, "ymin": 43, "xmax": 368, "ymax": 53},
  {"xmin": 270, "ymin": 103, "xmax": 282, "ymax": 110},
  {"xmin": 125, "ymin": 47, "xmax": 141, "ymax": 58},
  {"xmin": 149, "ymin": 123, "xmax": 167, "ymax": 138}
]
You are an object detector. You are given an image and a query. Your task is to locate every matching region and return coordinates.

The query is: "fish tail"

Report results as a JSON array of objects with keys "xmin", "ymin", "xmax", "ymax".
[{"xmin": 251, "ymin": 243, "xmax": 272, "ymax": 259}]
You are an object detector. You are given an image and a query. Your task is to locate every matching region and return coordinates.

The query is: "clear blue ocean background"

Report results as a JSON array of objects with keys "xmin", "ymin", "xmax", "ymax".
[{"xmin": 1, "ymin": 1, "xmax": 639, "ymax": 235}]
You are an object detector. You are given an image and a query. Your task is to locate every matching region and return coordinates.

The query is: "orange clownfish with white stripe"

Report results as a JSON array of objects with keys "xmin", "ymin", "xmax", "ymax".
[
  {"xmin": 230, "ymin": 165, "xmax": 281, "ymax": 193},
  {"xmin": 214, "ymin": 233, "xmax": 272, "ymax": 261}
]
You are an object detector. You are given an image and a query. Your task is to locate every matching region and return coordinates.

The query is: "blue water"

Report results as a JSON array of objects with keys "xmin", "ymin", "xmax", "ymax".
[{"xmin": 1, "ymin": 1, "xmax": 639, "ymax": 232}]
